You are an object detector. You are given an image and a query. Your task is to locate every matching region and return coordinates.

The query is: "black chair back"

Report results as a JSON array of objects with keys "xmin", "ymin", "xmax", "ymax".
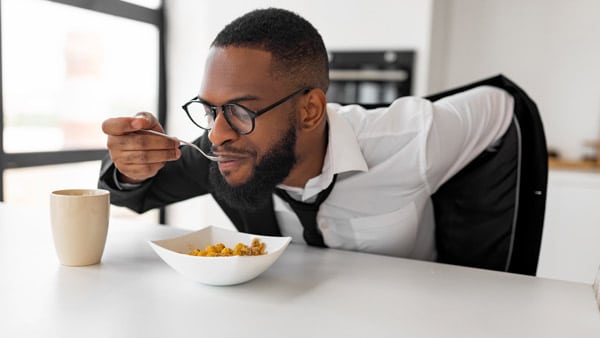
[{"xmin": 427, "ymin": 75, "xmax": 548, "ymax": 275}]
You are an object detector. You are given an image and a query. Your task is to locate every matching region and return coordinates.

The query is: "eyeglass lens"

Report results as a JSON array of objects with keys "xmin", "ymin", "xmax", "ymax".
[{"xmin": 185, "ymin": 103, "xmax": 253, "ymax": 134}]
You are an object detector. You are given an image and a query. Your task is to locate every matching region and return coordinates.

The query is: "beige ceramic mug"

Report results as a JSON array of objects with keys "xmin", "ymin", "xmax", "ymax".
[{"xmin": 50, "ymin": 189, "xmax": 110, "ymax": 266}]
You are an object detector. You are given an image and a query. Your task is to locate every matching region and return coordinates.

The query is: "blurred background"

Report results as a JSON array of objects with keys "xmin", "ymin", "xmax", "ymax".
[{"xmin": 1, "ymin": 0, "xmax": 599, "ymax": 284}]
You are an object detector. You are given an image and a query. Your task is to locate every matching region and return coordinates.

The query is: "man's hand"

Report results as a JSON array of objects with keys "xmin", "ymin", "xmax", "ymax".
[{"xmin": 102, "ymin": 112, "xmax": 181, "ymax": 184}]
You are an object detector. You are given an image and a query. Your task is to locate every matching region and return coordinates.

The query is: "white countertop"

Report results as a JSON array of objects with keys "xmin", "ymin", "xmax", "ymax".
[{"xmin": 1, "ymin": 202, "xmax": 598, "ymax": 337}]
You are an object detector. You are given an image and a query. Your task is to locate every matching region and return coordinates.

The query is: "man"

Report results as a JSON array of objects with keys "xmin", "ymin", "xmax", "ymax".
[{"xmin": 99, "ymin": 8, "xmax": 513, "ymax": 261}]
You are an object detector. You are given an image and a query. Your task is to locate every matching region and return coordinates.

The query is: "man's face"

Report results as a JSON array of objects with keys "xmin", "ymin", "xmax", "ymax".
[
  {"xmin": 208, "ymin": 120, "xmax": 296, "ymax": 211},
  {"xmin": 199, "ymin": 46, "xmax": 300, "ymax": 210}
]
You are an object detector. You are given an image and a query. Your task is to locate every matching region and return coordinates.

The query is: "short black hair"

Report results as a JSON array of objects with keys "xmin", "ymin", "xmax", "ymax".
[{"xmin": 211, "ymin": 8, "xmax": 329, "ymax": 92}]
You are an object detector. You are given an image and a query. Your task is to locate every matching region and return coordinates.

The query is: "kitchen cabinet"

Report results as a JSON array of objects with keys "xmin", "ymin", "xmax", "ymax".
[{"xmin": 537, "ymin": 169, "xmax": 600, "ymax": 284}]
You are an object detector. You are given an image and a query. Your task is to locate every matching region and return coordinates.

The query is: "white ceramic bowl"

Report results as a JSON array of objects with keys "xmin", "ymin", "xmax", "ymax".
[{"xmin": 148, "ymin": 226, "xmax": 291, "ymax": 286}]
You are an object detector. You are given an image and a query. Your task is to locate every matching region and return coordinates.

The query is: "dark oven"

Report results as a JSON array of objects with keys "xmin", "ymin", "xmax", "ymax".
[{"xmin": 326, "ymin": 50, "xmax": 414, "ymax": 106}]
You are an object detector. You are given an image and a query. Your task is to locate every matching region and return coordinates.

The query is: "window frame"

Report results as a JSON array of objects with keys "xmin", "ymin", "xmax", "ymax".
[{"xmin": 0, "ymin": 0, "xmax": 166, "ymax": 222}]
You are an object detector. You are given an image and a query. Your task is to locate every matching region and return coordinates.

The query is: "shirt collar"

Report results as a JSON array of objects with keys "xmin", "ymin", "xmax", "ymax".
[{"xmin": 279, "ymin": 103, "xmax": 368, "ymax": 201}]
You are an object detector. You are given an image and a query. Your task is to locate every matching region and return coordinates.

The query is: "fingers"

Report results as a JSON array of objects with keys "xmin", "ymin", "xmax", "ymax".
[
  {"xmin": 102, "ymin": 112, "xmax": 163, "ymax": 136},
  {"xmin": 102, "ymin": 112, "xmax": 179, "ymax": 182},
  {"xmin": 113, "ymin": 150, "xmax": 179, "ymax": 184},
  {"xmin": 109, "ymin": 146, "xmax": 182, "ymax": 183},
  {"xmin": 106, "ymin": 131, "xmax": 179, "ymax": 152},
  {"xmin": 110, "ymin": 147, "xmax": 182, "ymax": 165}
]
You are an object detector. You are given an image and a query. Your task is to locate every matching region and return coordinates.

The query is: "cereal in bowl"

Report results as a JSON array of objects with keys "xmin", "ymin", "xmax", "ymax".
[{"xmin": 187, "ymin": 238, "xmax": 266, "ymax": 257}]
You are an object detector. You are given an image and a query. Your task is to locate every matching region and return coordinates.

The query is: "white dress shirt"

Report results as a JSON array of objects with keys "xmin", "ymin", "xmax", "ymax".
[{"xmin": 275, "ymin": 86, "xmax": 514, "ymax": 260}]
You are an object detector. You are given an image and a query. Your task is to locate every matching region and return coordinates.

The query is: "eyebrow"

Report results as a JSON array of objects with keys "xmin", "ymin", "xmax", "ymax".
[{"xmin": 196, "ymin": 94, "xmax": 261, "ymax": 106}]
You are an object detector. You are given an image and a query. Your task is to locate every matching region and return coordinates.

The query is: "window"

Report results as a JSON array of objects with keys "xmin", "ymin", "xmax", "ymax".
[{"xmin": 0, "ymin": 0, "xmax": 165, "ymax": 222}]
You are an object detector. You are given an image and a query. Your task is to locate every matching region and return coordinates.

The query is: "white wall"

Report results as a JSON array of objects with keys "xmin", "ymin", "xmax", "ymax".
[
  {"xmin": 164, "ymin": 0, "xmax": 435, "ymax": 229},
  {"xmin": 429, "ymin": 0, "xmax": 600, "ymax": 161}
]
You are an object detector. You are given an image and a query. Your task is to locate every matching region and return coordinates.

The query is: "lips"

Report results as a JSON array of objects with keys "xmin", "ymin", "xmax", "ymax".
[
  {"xmin": 213, "ymin": 152, "xmax": 247, "ymax": 162},
  {"xmin": 213, "ymin": 152, "xmax": 248, "ymax": 172}
]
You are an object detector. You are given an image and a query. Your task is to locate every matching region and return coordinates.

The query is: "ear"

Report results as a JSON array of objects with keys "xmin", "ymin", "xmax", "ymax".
[{"xmin": 299, "ymin": 88, "xmax": 327, "ymax": 131}]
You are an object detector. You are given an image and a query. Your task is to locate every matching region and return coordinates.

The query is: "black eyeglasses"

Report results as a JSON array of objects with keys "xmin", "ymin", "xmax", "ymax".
[{"xmin": 182, "ymin": 87, "xmax": 311, "ymax": 135}]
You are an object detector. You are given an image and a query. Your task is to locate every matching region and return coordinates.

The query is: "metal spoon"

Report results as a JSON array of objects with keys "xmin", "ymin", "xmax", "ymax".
[{"xmin": 138, "ymin": 129, "xmax": 221, "ymax": 162}]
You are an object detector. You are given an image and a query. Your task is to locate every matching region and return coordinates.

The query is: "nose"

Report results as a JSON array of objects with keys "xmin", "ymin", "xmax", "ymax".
[{"xmin": 207, "ymin": 108, "xmax": 237, "ymax": 146}]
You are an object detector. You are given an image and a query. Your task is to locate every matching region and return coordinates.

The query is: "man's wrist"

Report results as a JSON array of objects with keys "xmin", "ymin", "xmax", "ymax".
[{"xmin": 113, "ymin": 169, "xmax": 143, "ymax": 191}]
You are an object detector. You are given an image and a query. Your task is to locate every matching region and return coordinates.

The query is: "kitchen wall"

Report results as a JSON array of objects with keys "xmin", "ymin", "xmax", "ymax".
[{"xmin": 428, "ymin": 0, "xmax": 600, "ymax": 161}]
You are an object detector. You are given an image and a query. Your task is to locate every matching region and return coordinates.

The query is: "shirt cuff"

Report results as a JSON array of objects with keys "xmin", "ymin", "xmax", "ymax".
[{"xmin": 113, "ymin": 169, "xmax": 142, "ymax": 191}]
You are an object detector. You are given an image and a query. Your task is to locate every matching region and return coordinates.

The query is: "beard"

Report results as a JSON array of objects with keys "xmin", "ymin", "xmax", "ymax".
[{"xmin": 208, "ymin": 122, "xmax": 297, "ymax": 212}]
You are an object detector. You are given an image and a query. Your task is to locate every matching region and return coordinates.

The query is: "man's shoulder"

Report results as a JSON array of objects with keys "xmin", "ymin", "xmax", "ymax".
[
  {"xmin": 327, "ymin": 97, "xmax": 433, "ymax": 132},
  {"xmin": 326, "ymin": 99, "xmax": 431, "ymax": 165}
]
